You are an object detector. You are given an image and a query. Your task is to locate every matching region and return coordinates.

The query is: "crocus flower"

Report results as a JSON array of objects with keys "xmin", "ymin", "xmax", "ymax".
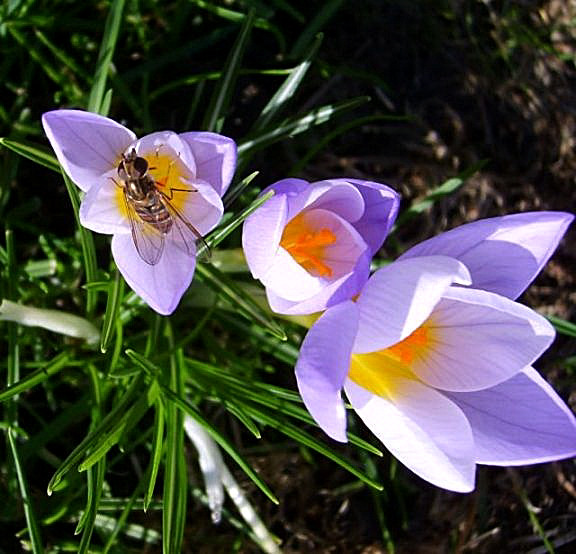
[
  {"xmin": 242, "ymin": 178, "xmax": 400, "ymax": 314},
  {"xmin": 42, "ymin": 109, "xmax": 236, "ymax": 315},
  {"xmin": 295, "ymin": 211, "xmax": 576, "ymax": 492}
]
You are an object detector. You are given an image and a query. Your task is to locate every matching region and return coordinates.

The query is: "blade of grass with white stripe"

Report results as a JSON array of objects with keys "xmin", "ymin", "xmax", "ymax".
[
  {"xmin": 144, "ymin": 397, "xmax": 165, "ymax": 511},
  {"xmin": 87, "ymin": 0, "xmax": 126, "ymax": 115},
  {"xmin": 203, "ymin": 10, "xmax": 255, "ymax": 133},
  {"xmin": 100, "ymin": 269, "xmax": 125, "ymax": 353},
  {"xmin": 250, "ymin": 34, "xmax": 322, "ymax": 133}
]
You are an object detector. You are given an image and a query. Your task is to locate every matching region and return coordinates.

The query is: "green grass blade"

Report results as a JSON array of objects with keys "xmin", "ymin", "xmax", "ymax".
[
  {"xmin": 209, "ymin": 185, "xmax": 272, "ymax": 248},
  {"xmin": 87, "ymin": 0, "xmax": 126, "ymax": 114},
  {"xmin": 224, "ymin": 400, "xmax": 261, "ymax": 438},
  {"xmin": 100, "ymin": 268, "xmax": 125, "ymax": 353},
  {"xmin": 0, "ymin": 137, "xmax": 60, "ymax": 172},
  {"xmin": 289, "ymin": 0, "xmax": 345, "ymax": 59},
  {"xmin": 241, "ymin": 403, "xmax": 383, "ymax": 491},
  {"xmin": 47, "ymin": 374, "xmax": 145, "ymax": 494},
  {"xmin": 160, "ymin": 386, "xmax": 278, "ymax": 504},
  {"xmin": 144, "ymin": 397, "xmax": 165, "ymax": 511},
  {"xmin": 163, "ymin": 340, "xmax": 187, "ymax": 554},
  {"xmin": 8, "ymin": 427, "xmax": 44, "ymax": 553},
  {"xmin": 237, "ymin": 96, "xmax": 370, "ymax": 162},
  {"xmin": 548, "ymin": 315, "xmax": 576, "ymax": 337},
  {"xmin": 61, "ymin": 173, "xmax": 98, "ymax": 316},
  {"xmin": 251, "ymin": 34, "xmax": 322, "ymax": 133},
  {"xmin": 393, "ymin": 160, "xmax": 488, "ymax": 229},
  {"xmin": 195, "ymin": 262, "xmax": 286, "ymax": 340},
  {"xmin": 203, "ymin": 10, "xmax": 255, "ymax": 132},
  {"xmin": 0, "ymin": 351, "xmax": 69, "ymax": 403}
]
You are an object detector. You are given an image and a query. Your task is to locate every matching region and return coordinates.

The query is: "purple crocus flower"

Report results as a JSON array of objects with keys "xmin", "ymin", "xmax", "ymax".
[
  {"xmin": 242, "ymin": 178, "xmax": 400, "ymax": 314},
  {"xmin": 42, "ymin": 110, "xmax": 236, "ymax": 315},
  {"xmin": 295, "ymin": 211, "xmax": 576, "ymax": 492}
]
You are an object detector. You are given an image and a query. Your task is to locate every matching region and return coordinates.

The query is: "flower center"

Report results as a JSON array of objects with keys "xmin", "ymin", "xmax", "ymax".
[
  {"xmin": 280, "ymin": 213, "xmax": 337, "ymax": 277},
  {"xmin": 349, "ymin": 322, "xmax": 434, "ymax": 397}
]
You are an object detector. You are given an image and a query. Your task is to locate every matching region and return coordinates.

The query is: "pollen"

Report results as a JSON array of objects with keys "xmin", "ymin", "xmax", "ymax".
[
  {"xmin": 280, "ymin": 213, "xmax": 337, "ymax": 277},
  {"xmin": 349, "ymin": 322, "xmax": 434, "ymax": 397}
]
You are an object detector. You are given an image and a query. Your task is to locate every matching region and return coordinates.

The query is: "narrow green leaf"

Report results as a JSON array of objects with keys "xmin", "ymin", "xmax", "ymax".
[
  {"xmin": 251, "ymin": 34, "xmax": 322, "ymax": 133},
  {"xmin": 237, "ymin": 96, "xmax": 370, "ymax": 163},
  {"xmin": 8, "ymin": 428, "xmax": 44, "ymax": 553},
  {"xmin": 160, "ymin": 386, "xmax": 278, "ymax": 504},
  {"xmin": 47, "ymin": 374, "xmax": 145, "ymax": 494},
  {"xmin": 289, "ymin": 0, "xmax": 345, "ymax": 59},
  {"xmin": 224, "ymin": 400, "xmax": 261, "ymax": 438},
  {"xmin": 242, "ymin": 404, "xmax": 383, "ymax": 490},
  {"xmin": 393, "ymin": 160, "xmax": 488, "ymax": 229},
  {"xmin": 0, "ymin": 351, "xmax": 69, "ymax": 403},
  {"xmin": 87, "ymin": 0, "xmax": 126, "ymax": 114},
  {"xmin": 144, "ymin": 398, "xmax": 165, "ymax": 511},
  {"xmin": 210, "ymin": 185, "xmax": 272, "ymax": 246},
  {"xmin": 548, "ymin": 315, "xmax": 576, "ymax": 337},
  {"xmin": 203, "ymin": 10, "xmax": 255, "ymax": 132},
  {"xmin": 195, "ymin": 262, "xmax": 286, "ymax": 340},
  {"xmin": 100, "ymin": 269, "xmax": 125, "ymax": 353},
  {"xmin": 163, "ymin": 340, "xmax": 187, "ymax": 554},
  {"xmin": 0, "ymin": 137, "xmax": 60, "ymax": 172}
]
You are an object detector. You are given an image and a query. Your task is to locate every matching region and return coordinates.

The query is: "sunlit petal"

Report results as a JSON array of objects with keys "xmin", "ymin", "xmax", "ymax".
[
  {"xmin": 295, "ymin": 301, "xmax": 359, "ymax": 442},
  {"xmin": 400, "ymin": 211, "xmax": 574, "ymax": 299},
  {"xmin": 42, "ymin": 109, "xmax": 135, "ymax": 191},
  {"xmin": 354, "ymin": 256, "xmax": 471, "ymax": 353},
  {"xmin": 411, "ymin": 286, "xmax": 556, "ymax": 391},
  {"xmin": 345, "ymin": 378, "xmax": 476, "ymax": 492},
  {"xmin": 179, "ymin": 131, "xmax": 237, "ymax": 196},
  {"xmin": 111, "ymin": 233, "xmax": 195, "ymax": 315},
  {"xmin": 446, "ymin": 367, "xmax": 576, "ymax": 464}
]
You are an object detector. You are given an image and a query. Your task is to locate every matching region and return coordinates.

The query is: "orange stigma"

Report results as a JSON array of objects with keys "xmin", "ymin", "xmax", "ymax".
[{"xmin": 281, "ymin": 214, "xmax": 337, "ymax": 277}]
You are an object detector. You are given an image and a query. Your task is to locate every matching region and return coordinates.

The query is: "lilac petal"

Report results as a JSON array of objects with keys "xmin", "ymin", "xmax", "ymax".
[
  {"xmin": 295, "ymin": 301, "xmax": 359, "ymax": 442},
  {"xmin": 179, "ymin": 131, "xmax": 237, "ymax": 196},
  {"xmin": 242, "ymin": 194, "xmax": 288, "ymax": 279},
  {"xmin": 262, "ymin": 210, "xmax": 369, "ymax": 302},
  {"xmin": 345, "ymin": 378, "xmax": 476, "ymax": 492},
  {"xmin": 412, "ymin": 286, "xmax": 556, "ymax": 392},
  {"xmin": 400, "ymin": 212, "xmax": 574, "ymax": 299},
  {"xmin": 79, "ymin": 170, "xmax": 130, "ymax": 234},
  {"xmin": 354, "ymin": 256, "xmax": 471, "ymax": 354},
  {"xmin": 132, "ymin": 131, "xmax": 197, "ymax": 176},
  {"xmin": 261, "ymin": 178, "xmax": 309, "ymax": 198},
  {"xmin": 175, "ymin": 178, "xmax": 224, "ymax": 236},
  {"xmin": 285, "ymin": 180, "xmax": 365, "ymax": 223},
  {"xmin": 112, "ymin": 233, "xmax": 195, "ymax": 315},
  {"xmin": 266, "ymin": 250, "xmax": 371, "ymax": 315},
  {"xmin": 42, "ymin": 110, "xmax": 135, "ymax": 192},
  {"xmin": 446, "ymin": 367, "xmax": 576, "ymax": 465},
  {"xmin": 344, "ymin": 179, "xmax": 401, "ymax": 254}
]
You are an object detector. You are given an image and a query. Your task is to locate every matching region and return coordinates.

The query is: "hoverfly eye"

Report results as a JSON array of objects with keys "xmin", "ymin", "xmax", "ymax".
[{"xmin": 133, "ymin": 156, "xmax": 149, "ymax": 176}]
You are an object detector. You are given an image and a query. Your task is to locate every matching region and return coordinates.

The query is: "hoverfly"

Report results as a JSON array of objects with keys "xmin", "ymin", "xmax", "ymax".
[{"xmin": 114, "ymin": 148, "xmax": 209, "ymax": 265}]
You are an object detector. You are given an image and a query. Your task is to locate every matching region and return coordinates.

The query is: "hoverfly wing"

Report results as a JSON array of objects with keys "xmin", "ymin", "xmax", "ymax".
[
  {"xmin": 158, "ymin": 190, "xmax": 211, "ymax": 261},
  {"xmin": 122, "ymin": 190, "xmax": 165, "ymax": 265}
]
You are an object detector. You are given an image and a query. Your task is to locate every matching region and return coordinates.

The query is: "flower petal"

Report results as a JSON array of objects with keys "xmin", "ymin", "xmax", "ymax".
[
  {"xmin": 354, "ymin": 256, "xmax": 471, "ymax": 354},
  {"xmin": 345, "ymin": 378, "xmax": 476, "ymax": 492},
  {"xmin": 262, "ymin": 210, "xmax": 369, "ymax": 303},
  {"xmin": 132, "ymin": 131, "xmax": 197, "ymax": 176},
  {"xmin": 42, "ymin": 109, "xmax": 135, "ymax": 192},
  {"xmin": 111, "ymin": 233, "xmax": 196, "ymax": 315},
  {"xmin": 179, "ymin": 131, "xmax": 237, "ymax": 196},
  {"xmin": 79, "ymin": 170, "xmax": 130, "ymax": 234},
  {"xmin": 344, "ymin": 179, "xmax": 401, "ymax": 254},
  {"xmin": 242, "ymin": 194, "xmax": 288, "ymax": 279},
  {"xmin": 400, "ymin": 212, "xmax": 574, "ymax": 299},
  {"xmin": 174, "ymin": 179, "xmax": 224, "ymax": 237},
  {"xmin": 266, "ymin": 250, "xmax": 371, "ymax": 315},
  {"xmin": 445, "ymin": 367, "xmax": 576, "ymax": 465},
  {"xmin": 295, "ymin": 301, "xmax": 359, "ymax": 442},
  {"xmin": 412, "ymin": 286, "xmax": 556, "ymax": 391},
  {"xmin": 285, "ymin": 179, "xmax": 366, "ymax": 222}
]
